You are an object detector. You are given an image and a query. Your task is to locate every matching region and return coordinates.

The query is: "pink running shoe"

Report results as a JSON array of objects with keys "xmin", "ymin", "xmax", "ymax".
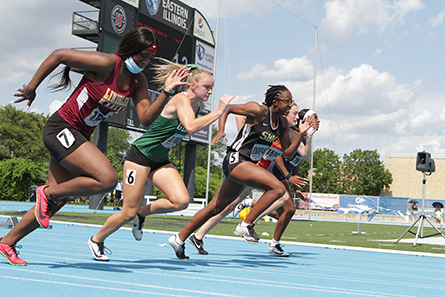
[
  {"xmin": 35, "ymin": 185, "xmax": 51, "ymax": 228},
  {"xmin": 0, "ymin": 238, "xmax": 27, "ymax": 266}
]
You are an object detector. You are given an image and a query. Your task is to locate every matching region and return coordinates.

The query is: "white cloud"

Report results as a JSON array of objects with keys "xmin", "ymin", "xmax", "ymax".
[
  {"xmin": 3, "ymin": 0, "xmax": 444, "ymax": 163},
  {"xmin": 428, "ymin": 9, "xmax": 445, "ymax": 27},
  {"xmin": 315, "ymin": 63, "xmax": 418, "ymax": 114},
  {"xmin": 49, "ymin": 100, "xmax": 64, "ymax": 116},
  {"xmin": 320, "ymin": 0, "xmax": 424, "ymax": 44},
  {"xmin": 186, "ymin": 0, "xmax": 274, "ymax": 19},
  {"xmin": 229, "ymin": 55, "xmax": 432, "ymax": 158},
  {"xmin": 440, "ymin": 107, "xmax": 445, "ymax": 121},
  {"xmin": 410, "ymin": 109, "xmax": 432, "ymax": 128},
  {"xmin": 0, "ymin": 0, "xmax": 93, "ymax": 111},
  {"xmin": 236, "ymin": 57, "xmax": 314, "ymax": 81}
]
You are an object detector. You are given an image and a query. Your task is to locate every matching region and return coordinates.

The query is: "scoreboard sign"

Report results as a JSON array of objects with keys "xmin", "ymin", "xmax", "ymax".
[
  {"xmin": 139, "ymin": 0, "xmax": 193, "ymax": 33},
  {"xmin": 138, "ymin": 12, "xmax": 193, "ymax": 62},
  {"xmin": 101, "ymin": 0, "xmax": 138, "ymax": 37},
  {"xmin": 103, "ymin": 0, "xmax": 215, "ymax": 145}
]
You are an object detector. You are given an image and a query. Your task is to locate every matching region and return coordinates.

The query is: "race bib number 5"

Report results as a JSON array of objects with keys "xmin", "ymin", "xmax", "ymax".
[{"xmin": 229, "ymin": 152, "xmax": 239, "ymax": 164}]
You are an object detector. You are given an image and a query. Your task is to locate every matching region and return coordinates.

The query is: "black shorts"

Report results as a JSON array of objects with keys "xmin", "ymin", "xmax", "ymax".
[
  {"xmin": 272, "ymin": 166, "xmax": 286, "ymax": 180},
  {"xmin": 222, "ymin": 151, "xmax": 251, "ymax": 177},
  {"xmin": 42, "ymin": 111, "xmax": 89, "ymax": 162},
  {"xmin": 125, "ymin": 145, "xmax": 171, "ymax": 171}
]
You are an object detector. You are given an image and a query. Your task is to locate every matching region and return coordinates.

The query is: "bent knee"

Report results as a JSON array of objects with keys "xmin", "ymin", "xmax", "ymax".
[
  {"xmin": 209, "ymin": 206, "xmax": 225, "ymax": 217},
  {"xmin": 98, "ymin": 173, "xmax": 119, "ymax": 193},
  {"xmin": 225, "ymin": 205, "xmax": 236, "ymax": 214},
  {"xmin": 173, "ymin": 197, "xmax": 190, "ymax": 211},
  {"xmin": 275, "ymin": 190, "xmax": 290, "ymax": 205},
  {"xmin": 121, "ymin": 208, "xmax": 139, "ymax": 220},
  {"xmin": 270, "ymin": 184, "xmax": 287, "ymax": 199},
  {"xmin": 284, "ymin": 203, "xmax": 296, "ymax": 216}
]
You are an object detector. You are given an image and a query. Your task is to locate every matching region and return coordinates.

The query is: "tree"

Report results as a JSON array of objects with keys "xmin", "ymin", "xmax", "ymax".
[
  {"xmin": 299, "ymin": 148, "xmax": 342, "ymax": 194},
  {"xmin": 194, "ymin": 166, "xmax": 221, "ymax": 199},
  {"xmin": 106, "ymin": 127, "xmax": 132, "ymax": 177},
  {"xmin": 196, "ymin": 126, "xmax": 227, "ymax": 179},
  {"xmin": 0, "ymin": 158, "xmax": 44, "ymax": 201},
  {"xmin": 0, "ymin": 105, "xmax": 49, "ymax": 165},
  {"xmin": 341, "ymin": 149, "xmax": 392, "ymax": 196}
]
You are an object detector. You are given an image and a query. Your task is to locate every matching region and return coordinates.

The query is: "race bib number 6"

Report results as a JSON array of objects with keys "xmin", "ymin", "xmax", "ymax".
[{"xmin": 125, "ymin": 169, "xmax": 136, "ymax": 185}]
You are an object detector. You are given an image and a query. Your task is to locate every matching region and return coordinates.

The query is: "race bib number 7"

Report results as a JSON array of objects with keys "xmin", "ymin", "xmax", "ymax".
[{"xmin": 56, "ymin": 128, "xmax": 75, "ymax": 149}]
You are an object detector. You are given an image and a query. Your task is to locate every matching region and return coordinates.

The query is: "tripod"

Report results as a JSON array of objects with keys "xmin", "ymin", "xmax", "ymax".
[{"xmin": 395, "ymin": 172, "xmax": 445, "ymax": 246}]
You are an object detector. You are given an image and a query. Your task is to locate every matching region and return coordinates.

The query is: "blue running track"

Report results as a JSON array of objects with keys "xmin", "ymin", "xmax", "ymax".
[{"xmin": 1, "ymin": 202, "xmax": 445, "ymax": 296}]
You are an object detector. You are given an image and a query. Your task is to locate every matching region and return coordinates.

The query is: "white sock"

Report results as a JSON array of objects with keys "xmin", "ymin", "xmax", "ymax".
[
  {"xmin": 175, "ymin": 234, "xmax": 184, "ymax": 245},
  {"xmin": 244, "ymin": 198, "xmax": 254, "ymax": 207},
  {"xmin": 271, "ymin": 239, "xmax": 280, "ymax": 247},
  {"xmin": 241, "ymin": 221, "xmax": 250, "ymax": 228}
]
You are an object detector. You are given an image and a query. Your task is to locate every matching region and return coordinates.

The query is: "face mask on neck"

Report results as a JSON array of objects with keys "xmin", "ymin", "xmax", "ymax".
[{"xmin": 124, "ymin": 57, "xmax": 145, "ymax": 74}]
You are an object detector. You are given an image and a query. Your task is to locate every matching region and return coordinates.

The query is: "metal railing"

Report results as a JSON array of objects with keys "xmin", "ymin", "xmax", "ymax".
[{"xmin": 72, "ymin": 11, "xmax": 99, "ymax": 42}]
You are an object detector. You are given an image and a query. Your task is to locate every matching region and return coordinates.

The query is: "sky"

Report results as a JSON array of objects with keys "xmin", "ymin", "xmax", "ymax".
[{"xmin": 1, "ymin": 0, "xmax": 445, "ymax": 162}]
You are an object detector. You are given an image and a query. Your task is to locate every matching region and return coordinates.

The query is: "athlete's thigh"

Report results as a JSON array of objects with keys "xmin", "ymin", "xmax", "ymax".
[
  {"xmin": 47, "ymin": 156, "xmax": 79, "ymax": 187},
  {"xmin": 122, "ymin": 160, "xmax": 151, "ymax": 209},
  {"xmin": 59, "ymin": 141, "xmax": 115, "ymax": 179},
  {"xmin": 150, "ymin": 164, "xmax": 188, "ymax": 202},
  {"xmin": 208, "ymin": 178, "xmax": 246, "ymax": 211},
  {"xmin": 224, "ymin": 186, "xmax": 254, "ymax": 212},
  {"xmin": 229, "ymin": 161, "xmax": 283, "ymax": 192}
]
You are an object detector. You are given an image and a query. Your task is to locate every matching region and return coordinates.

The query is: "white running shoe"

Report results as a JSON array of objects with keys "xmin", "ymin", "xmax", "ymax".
[
  {"xmin": 132, "ymin": 214, "xmax": 145, "ymax": 241},
  {"xmin": 235, "ymin": 223, "xmax": 259, "ymax": 243},
  {"xmin": 233, "ymin": 198, "xmax": 253, "ymax": 217},
  {"xmin": 268, "ymin": 244, "xmax": 289, "ymax": 257},
  {"xmin": 168, "ymin": 235, "xmax": 189, "ymax": 260},
  {"xmin": 87, "ymin": 237, "xmax": 110, "ymax": 261},
  {"xmin": 232, "ymin": 203, "xmax": 245, "ymax": 218}
]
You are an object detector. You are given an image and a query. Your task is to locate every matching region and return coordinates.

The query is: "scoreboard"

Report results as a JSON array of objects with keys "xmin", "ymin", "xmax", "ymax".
[{"xmin": 101, "ymin": 0, "xmax": 215, "ymax": 144}]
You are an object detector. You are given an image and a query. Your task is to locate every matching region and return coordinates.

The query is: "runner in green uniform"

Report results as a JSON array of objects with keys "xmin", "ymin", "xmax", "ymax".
[{"xmin": 87, "ymin": 59, "xmax": 235, "ymax": 261}]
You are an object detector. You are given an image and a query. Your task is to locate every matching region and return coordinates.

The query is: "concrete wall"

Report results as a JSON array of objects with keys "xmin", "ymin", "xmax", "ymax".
[{"xmin": 383, "ymin": 154, "xmax": 445, "ymax": 200}]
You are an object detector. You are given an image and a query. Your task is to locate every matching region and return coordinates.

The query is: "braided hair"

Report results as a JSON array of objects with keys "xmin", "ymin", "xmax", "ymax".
[{"xmin": 263, "ymin": 85, "xmax": 289, "ymax": 106}]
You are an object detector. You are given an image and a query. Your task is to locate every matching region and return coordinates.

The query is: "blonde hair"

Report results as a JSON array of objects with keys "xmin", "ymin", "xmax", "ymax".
[{"xmin": 152, "ymin": 57, "xmax": 212, "ymax": 92}]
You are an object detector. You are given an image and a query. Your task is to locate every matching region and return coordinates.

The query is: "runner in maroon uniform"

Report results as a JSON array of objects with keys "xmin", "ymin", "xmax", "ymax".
[{"xmin": 0, "ymin": 27, "xmax": 190, "ymax": 266}]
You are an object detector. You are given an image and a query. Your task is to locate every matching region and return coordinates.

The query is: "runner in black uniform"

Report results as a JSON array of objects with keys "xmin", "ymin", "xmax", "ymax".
[
  {"xmin": 168, "ymin": 85, "xmax": 317, "ymax": 259},
  {"xmin": 187, "ymin": 104, "xmax": 318, "ymax": 257}
]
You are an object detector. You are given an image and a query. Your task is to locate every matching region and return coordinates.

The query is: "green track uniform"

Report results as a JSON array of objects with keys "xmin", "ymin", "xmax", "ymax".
[{"xmin": 133, "ymin": 108, "xmax": 199, "ymax": 162}]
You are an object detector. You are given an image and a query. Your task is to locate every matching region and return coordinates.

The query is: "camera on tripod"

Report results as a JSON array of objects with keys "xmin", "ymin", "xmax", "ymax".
[{"xmin": 416, "ymin": 151, "xmax": 435, "ymax": 173}]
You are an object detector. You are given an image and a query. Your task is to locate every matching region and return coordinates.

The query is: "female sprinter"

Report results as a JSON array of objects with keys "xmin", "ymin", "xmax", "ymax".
[
  {"xmin": 0, "ymin": 27, "xmax": 190, "ymax": 266},
  {"xmin": 168, "ymin": 85, "xmax": 317, "ymax": 259},
  {"xmin": 87, "ymin": 60, "xmax": 234, "ymax": 261}
]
